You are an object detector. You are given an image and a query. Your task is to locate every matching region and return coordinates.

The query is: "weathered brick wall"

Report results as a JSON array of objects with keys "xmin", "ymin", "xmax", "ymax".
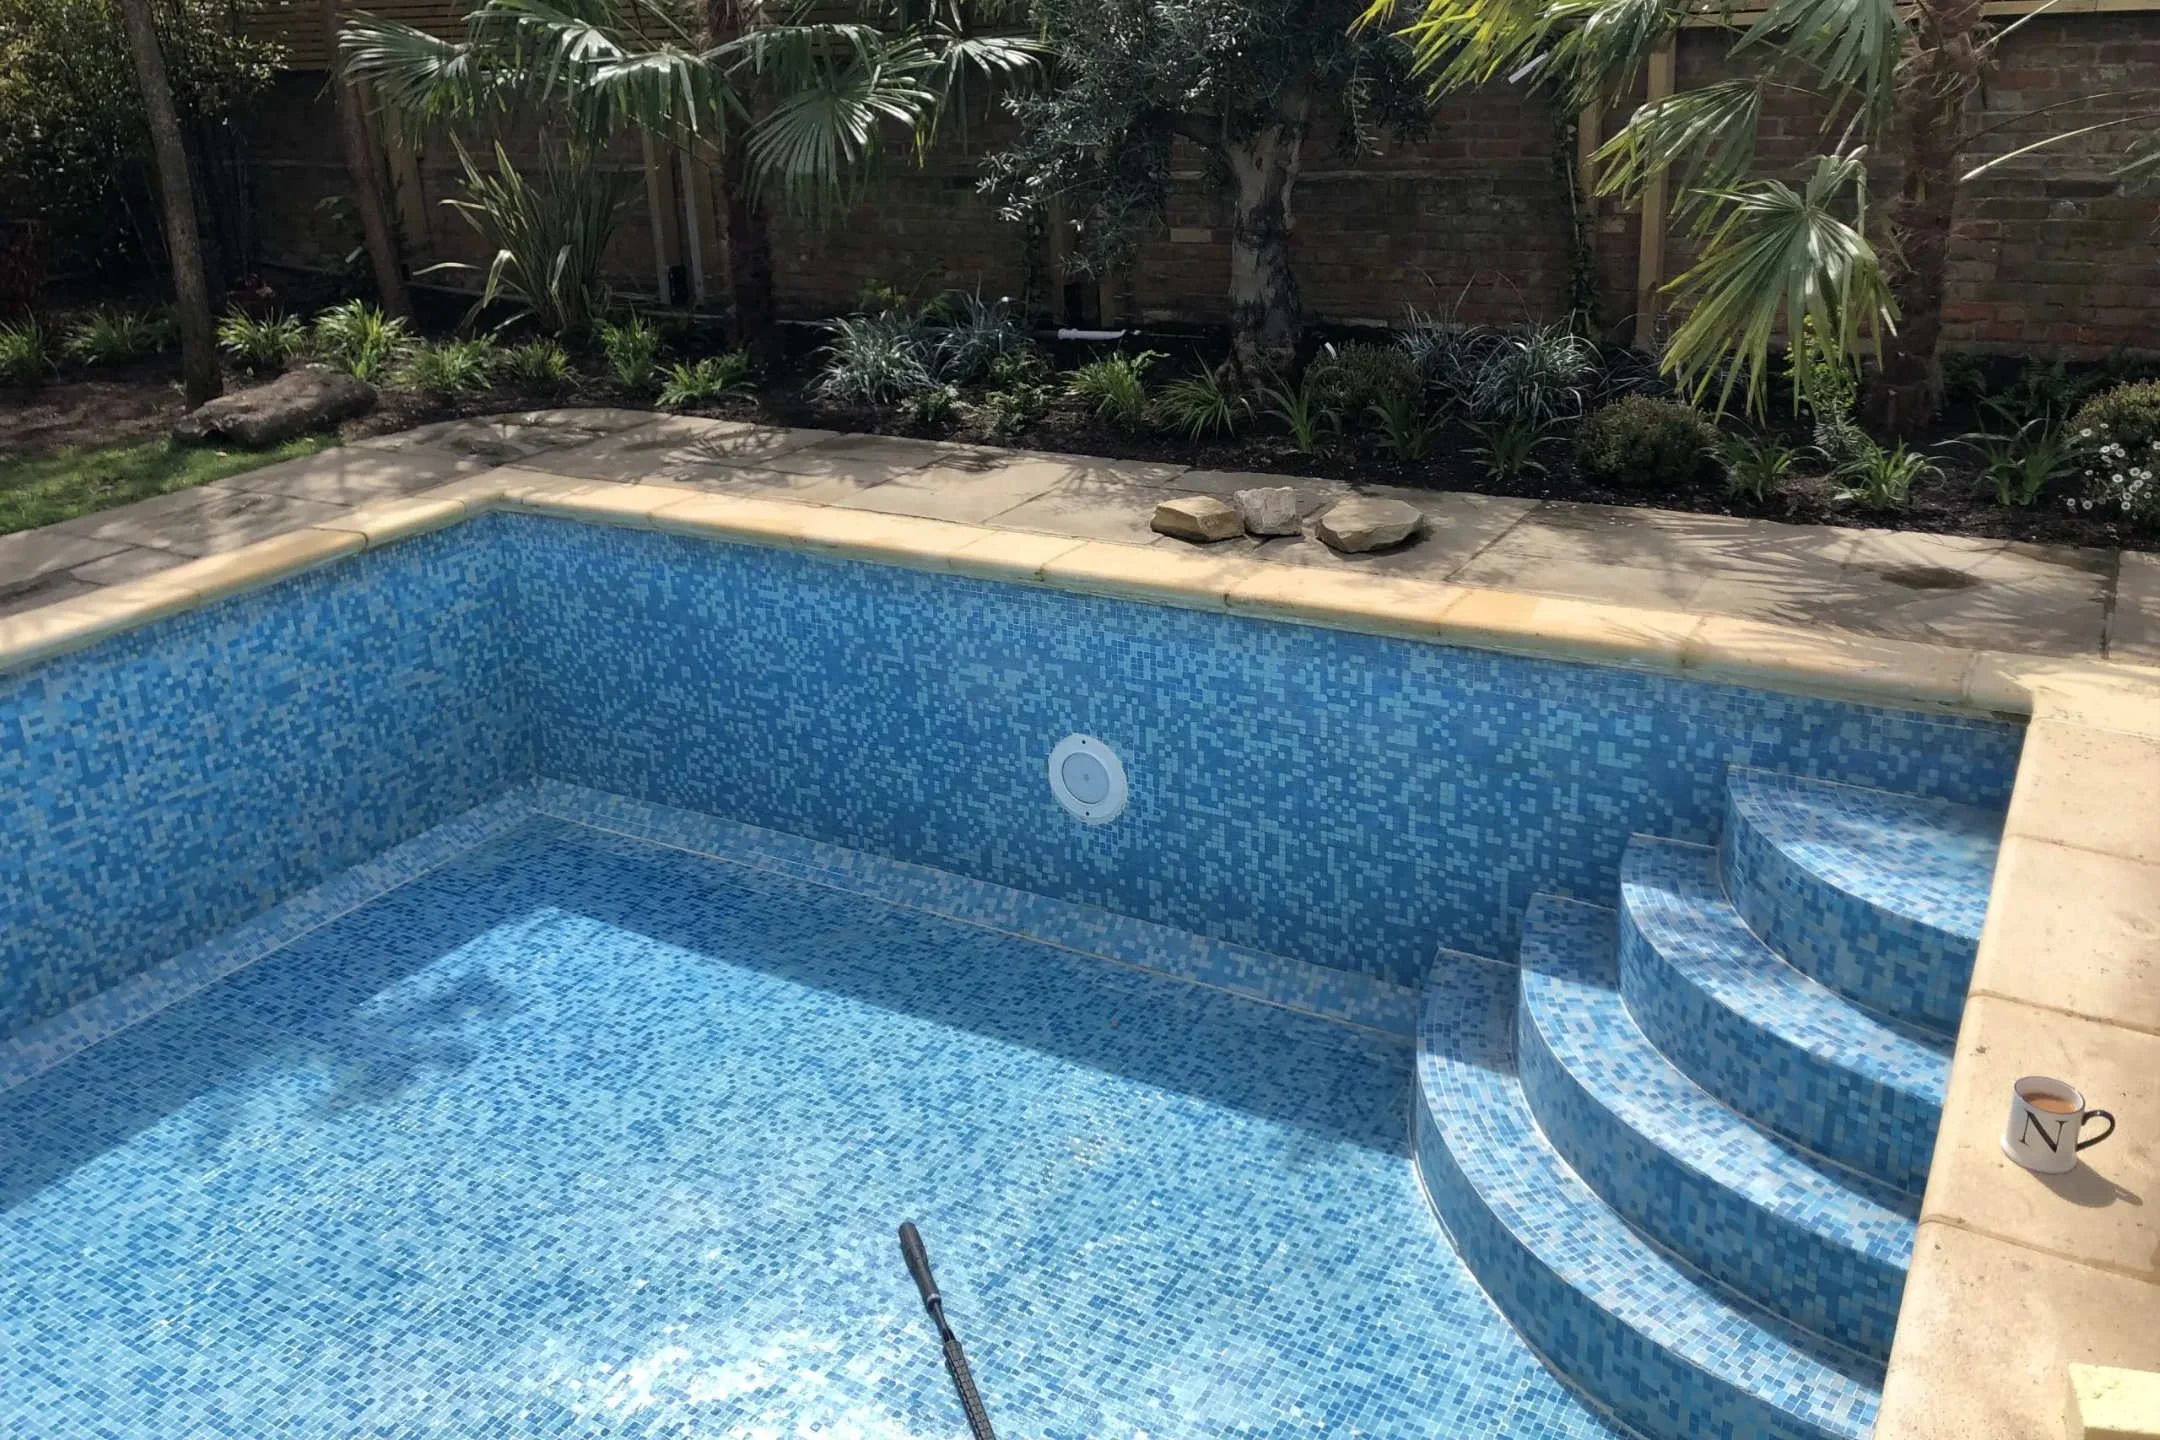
[
  {"xmin": 1946, "ymin": 13, "xmax": 2160, "ymax": 354},
  {"xmin": 253, "ymin": 12, "xmax": 2160, "ymax": 358}
]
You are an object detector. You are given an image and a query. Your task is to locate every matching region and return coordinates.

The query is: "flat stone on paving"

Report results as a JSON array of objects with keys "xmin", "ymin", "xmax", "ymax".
[
  {"xmin": 1316, "ymin": 496, "xmax": 1425, "ymax": 553},
  {"xmin": 1268, "ymin": 490, "xmax": 1533, "ymax": 579},
  {"xmin": 49, "ymin": 484, "xmax": 351, "ymax": 557},
  {"xmin": 1149, "ymin": 494, "xmax": 1244, "ymax": 544},
  {"xmin": 0, "ymin": 528, "xmax": 130, "ymax": 588},
  {"xmin": 226, "ymin": 446, "xmax": 484, "ymax": 506},
  {"xmin": 2108, "ymin": 551, "xmax": 2160, "ymax": 663},
  {"xmin": 1233, "ymin": 487, "xmax": 1303, "ymax": 536}
]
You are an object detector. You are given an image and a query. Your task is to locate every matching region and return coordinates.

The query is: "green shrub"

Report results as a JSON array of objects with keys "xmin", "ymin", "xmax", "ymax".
[
  {"xmin": 217, "ymin": 310, "xmax": 304, "ymax": 374},
  {"xmin": 1720, "ymin": 432, "xmax": 1800, "ymax": 503},
  {"xmin": 657, "ymin": 352, "xmax": 757, "ymax": 409},
  {"xmin": 1369, "ymin": 390, "xmax": 1443, "ymax": 460},
  {"xmin": 1309, "ymin": 341, "xmax": 1418, "ymax": 420},
  {"xmin": 1256, "ymin": 369, "xmax": 1342, "ymax": 455},
  {"xmin": 396, "ymin": 337, "xmax": 497, "ymax": 397},
  {"xmin": 2071, "ymin": 380, "xmax": 2160, "ymax": 523},
  {"xmin": 899, "ymin": 381, "xmax": 961, "ymax": 426},
  {"xmin": 431, "ymin": 139, "xmax": 632, "ymax": 339},
  {"xmin": 0, "ymin": 318, "xmax": 50, "ymax": 387},
  {"xmin": 814, "ymin": 312, "xmax": 931, "ymax": 404},
  {"xmin": 62, "ymin": 307, "xmax": 171, "ymax": 365},
  {"xmin": 500, "ymin": 338, "xmax": 573, "ymax": 392},
  {"xmin": 598, "ymin": 314, "xmax": 665, "ymax": 394},
  {"xmin": 1956, "ymin": 418, "xmax": 2075, "ymax": 508},
  {"xmin": 1469, "ymin": 416, "xmax": 1556, "ymax": 480},
  {"xmin": 312, "ymin": 300, "xmax": 411, "ymax": 382},
  {"xmin": 1067, "ymin": 350, "xmax": 1159, "ymax": 431},
  {"xmin": 1833, "ymin": 441, "xmax": 1939, "ymax": 511},
  {"xmin": 0, "ymin": 0, "xmax": 278, "ymax": 279},
  {"xmin": 1574, "ymin": 396, "xmax": 1719, "ymax": 490},
  {"xmin": 1157, "ymin": 361, "xmax": 1248, "ymax": 440}
]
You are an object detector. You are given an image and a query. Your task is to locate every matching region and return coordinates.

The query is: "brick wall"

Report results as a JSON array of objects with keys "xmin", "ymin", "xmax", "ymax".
[{"xmin": 254, "ymin": 12, "xmax": 2160, "ymax": 358}]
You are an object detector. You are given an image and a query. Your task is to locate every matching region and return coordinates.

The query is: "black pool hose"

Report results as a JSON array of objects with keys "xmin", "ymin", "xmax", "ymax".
[{"xmin": 899, "ymin": 1221, "xmax": 999, "ymax": 1440}]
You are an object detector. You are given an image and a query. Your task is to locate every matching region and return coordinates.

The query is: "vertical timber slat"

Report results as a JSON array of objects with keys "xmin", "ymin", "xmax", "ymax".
[{"xmin": 1632, "ymin": 36, "xmax": 1675, "ymax": 351}]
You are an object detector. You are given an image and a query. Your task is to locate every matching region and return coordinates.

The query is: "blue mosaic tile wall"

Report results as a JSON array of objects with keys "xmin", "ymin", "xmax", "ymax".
[
  {"xmin": 504, "ymin": 515, "xmax": 2023, "ymax": 988},
  {"xmin": 0, "ymin": 524, "xmax": 530, "ymax": 1041},
  {"xmin": 2, "ymin": 510, "xmax": 2025, "ymax": 1042}
]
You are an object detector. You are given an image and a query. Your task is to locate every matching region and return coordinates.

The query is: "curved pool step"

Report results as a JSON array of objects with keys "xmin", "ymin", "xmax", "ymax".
[
  {"xmin": 1721, "ymin": 767, "xmax": 2002, "ymax": 1038},
  {"xmin": 1417, "ymin": 959, "xmax": 1882, "ymax": 1440},
  {"xmin": 1516, "ymin": 893, "xmax": 1915, "ymax": 1364},
  {"xmin": 1618, "ymin": 837, "xmax": 1950, "ymax": 1195}
]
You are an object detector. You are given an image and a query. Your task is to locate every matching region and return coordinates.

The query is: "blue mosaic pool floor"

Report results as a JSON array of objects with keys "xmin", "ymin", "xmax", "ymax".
[{"xmin": 0, "ymin": 813, "xmax": 1624, "ymax": 1440}]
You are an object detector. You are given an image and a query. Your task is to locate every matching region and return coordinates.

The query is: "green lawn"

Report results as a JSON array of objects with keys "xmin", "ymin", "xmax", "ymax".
[{"xmin": 0, "ymin": 434, "xmax": 339, "ymax": 537}]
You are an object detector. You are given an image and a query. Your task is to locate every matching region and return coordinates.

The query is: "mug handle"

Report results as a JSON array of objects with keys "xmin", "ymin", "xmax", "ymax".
[{"xmin": 2076, "ymin": 1109, "xmax": 2117, "ymax": 1151}]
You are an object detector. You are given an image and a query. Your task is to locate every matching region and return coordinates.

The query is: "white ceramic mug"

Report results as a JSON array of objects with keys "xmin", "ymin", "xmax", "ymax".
[{"xmin": 2001, "ymin": 1074, "xmax": 2116, "ymax": 1175}]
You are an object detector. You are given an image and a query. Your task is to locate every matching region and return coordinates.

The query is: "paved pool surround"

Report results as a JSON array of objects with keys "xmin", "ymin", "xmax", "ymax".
[{"xmin": 2, "ymin": 468, "xmax": 2156, "ymax": 1440}]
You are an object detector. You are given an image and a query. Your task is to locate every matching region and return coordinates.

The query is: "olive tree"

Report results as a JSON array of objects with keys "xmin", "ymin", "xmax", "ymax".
[{"xmin": 985, "ymin": 0, "xmax": 1424, "ymax": 375}]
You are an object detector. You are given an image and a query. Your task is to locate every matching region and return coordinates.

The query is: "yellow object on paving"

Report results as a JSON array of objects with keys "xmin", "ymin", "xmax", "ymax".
[{"xmin": 2070, "ymin": 1366, "xmax": 2160, "ymax": 1440}]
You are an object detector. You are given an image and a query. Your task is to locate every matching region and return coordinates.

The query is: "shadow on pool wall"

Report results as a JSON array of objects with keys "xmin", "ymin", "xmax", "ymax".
[{"xmin": 0, "ymin": 509, "xmax": 2026, "ymax": 1042}]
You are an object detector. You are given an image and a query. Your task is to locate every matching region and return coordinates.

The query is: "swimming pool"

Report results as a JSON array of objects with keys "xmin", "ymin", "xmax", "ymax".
[{"xmin": 1, "ymin": 510, "xmax": 2023, "ymax": 1438}]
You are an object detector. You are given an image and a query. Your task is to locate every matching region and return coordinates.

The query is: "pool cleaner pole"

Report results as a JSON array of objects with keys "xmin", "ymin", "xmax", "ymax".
[{"xmin": 898, "ymin": 1221, "xmax": 999, "ymax": 1440}]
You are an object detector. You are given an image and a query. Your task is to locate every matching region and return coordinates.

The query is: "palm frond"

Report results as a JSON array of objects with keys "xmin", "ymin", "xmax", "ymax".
[
  {"xmin": 1594, "ymin": 79, "xmax": 1764, "ymax": 210},
  {"xmin": 1735, "ymin": 0, "xmax": 1903, "ymax": 127},
  {"xmin": 1661, "ymin": 151, "xmax": 1896, "ymax": 416}
]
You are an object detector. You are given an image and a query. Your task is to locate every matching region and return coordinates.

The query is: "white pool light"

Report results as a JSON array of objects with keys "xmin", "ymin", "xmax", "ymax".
[{"xmin": 1047, "ymin": 733, "xmax": 1127, "ymax": 824}]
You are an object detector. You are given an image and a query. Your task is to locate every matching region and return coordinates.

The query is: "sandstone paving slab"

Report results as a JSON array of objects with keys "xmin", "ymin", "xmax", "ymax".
[
  {"xmin": 0, "ymin": 571, "xmax": 100, "ymax": 617},
  {"xmin": 752, "ymin": 433, "xmax": 957, "ymax": 480},
  {"xmin": 0, "ymin": 528, "xmax": 130, "ymax": 588},
  {"xmin": 67, "ymin": 546, "xmax": 188, "ymax": 585},
  {"xmin": 514, "ymin": 415, "xmax": 757, "ymax": 480},
  {"xmin": 992, "ymin": 478, "xmax": 1202, "ymax": 547},
  {"xmin": 2105, "ymin": 550, "xmax": 2160, "ymax": 663},
  {"xmin": 226, "ymin": 446, "xmax": 487, "ymax": 507},
  {"xmin": 1471, "ymin": 499, "xmax": 1863, "ymax": 577},
  {"xmin": 660, "ymin": 425, "xmax": 839, "ymax": 474},
  {"xmin": 49, "ymin": 484, "xmax": 352, "ymax": 557},
  {"xmin": 846, "ymin": 454, "xmax": 1178, "ymax": 526},
  {"xmin": 1450, "ymin": 551, "xmax": 1708, "ymax": 612}
]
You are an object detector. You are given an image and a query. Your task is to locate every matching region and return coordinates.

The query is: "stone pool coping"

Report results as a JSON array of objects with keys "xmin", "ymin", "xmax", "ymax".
[{"xmin": 2, "ymin": 467, "xmax": 2154, "ymax": 1440}]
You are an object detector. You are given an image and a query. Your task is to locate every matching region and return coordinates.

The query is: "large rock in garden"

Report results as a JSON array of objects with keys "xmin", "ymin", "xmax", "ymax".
[
  {"xmin": 1151, "ymin": 494, "xmax": 1243, "ymax": 543},
  {"xmin": 1316, "ymin": 496, "xmax": 1424, "ymax": 553},
  {"xmin": 1233, "ymin": 486, "xmax": 1302, "ymax": 536},
  {"xmin": 173, "ymin": 365, "xmax": 377, "ymax": 448}
]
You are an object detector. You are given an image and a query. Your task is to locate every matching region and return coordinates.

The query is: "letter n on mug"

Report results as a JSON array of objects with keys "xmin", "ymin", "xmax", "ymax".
[{"xmin": 2001, "ymin": 1075, "xmax": 2117, "ymax": 1175}]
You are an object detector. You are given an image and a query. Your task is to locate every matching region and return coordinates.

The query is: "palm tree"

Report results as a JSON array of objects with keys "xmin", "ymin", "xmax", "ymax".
[
  {"xmin": 339, "ymin": 0, "xmax": 1039, "ymax": 349},
  {"xmin": 113, "ymin": 0, "xmax": 221, "ymax": 405},
  {"xmin": 1367, "ymin": 0, "xmax": 2160, "ymax": 434}
]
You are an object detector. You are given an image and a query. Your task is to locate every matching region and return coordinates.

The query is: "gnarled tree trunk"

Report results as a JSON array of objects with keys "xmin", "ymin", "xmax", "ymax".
[
  {"xmin": 321, "ymin": 0, "xmax": 412, "ymax": 318},
  {"xmin": 115, "ymin": 0, "xmax": 220, "ymax": 406},
  {"xmin": 1223, "ymin": 78, "xmax": 1312, "ymax": 378},
  {"xmin": 1869, "ymin": 0, "xmax": 1990, "ymax": 438}
]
